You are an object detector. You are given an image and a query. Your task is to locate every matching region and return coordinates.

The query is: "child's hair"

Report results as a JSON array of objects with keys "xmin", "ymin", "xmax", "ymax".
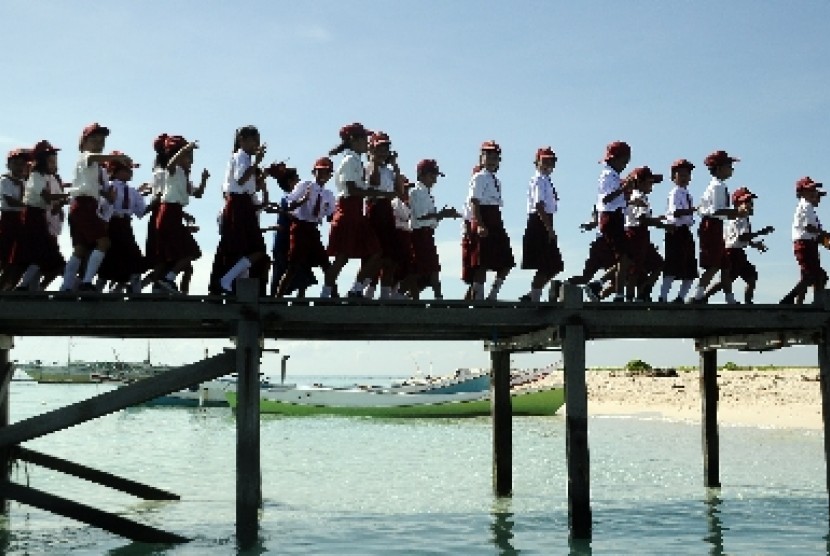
[
  {"xmin": 31, "ymin": 150, "xmax": 52, "ymax": 174},
  {"xmin": 233, "ymin": 125, "xmax": 259, "ymax": 153},
  {"xmin": 265, "ymin": 162, "xmax": 300, "ymax": 193},
  {"xmin": 153, "ymin": 133, "xmax": 170, "ymax": 169},
  {"xmin": 329, "ymin": 123, "xmax": 370, "ymax": 156}
]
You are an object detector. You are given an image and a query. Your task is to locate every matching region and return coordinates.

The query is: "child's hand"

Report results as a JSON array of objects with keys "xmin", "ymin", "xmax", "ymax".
[
  {"xmin": 255, "ymin": 144, "xmax": 267, "ymax": 165},
  {"xmin": 201, "ymin": 169, "xmax": 210, "ymax": 182}
]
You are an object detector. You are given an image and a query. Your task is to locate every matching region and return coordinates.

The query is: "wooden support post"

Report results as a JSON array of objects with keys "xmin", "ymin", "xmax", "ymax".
[
  {"xmin": 235, "ymin": 279, "xmax": 262, "ymax": 550},
  {"xmin": 491, "ymin": 349, "xmax": 512, "ymax": 496},
  {"xmin": 563, "ymin": 284, "xmax": 590, "ymax": 538},
  {"xmin": 700, "ymin": 349, "xmax": 720, "ymax": 488},
  {"xmin": 0, "ymin": 335, "xmax": 11, "ymax": 515},
  {"xmin": 818, "ymin": 327, "xmax": 830, "ymax": 517}
]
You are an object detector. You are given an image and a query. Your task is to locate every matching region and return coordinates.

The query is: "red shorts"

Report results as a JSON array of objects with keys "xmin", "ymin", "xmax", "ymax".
[
  {"xmin": 698, "ymin": 216, "xmax": 725, "ymax": 270},
  {"xmin": 663, "ymin": 225, "xmax": 698, "ymax": 280},
  {"xmin": 521, "ymin": 213, "xmax": 563, "ymax": 276},
  {"xmin": 69, "ymin": 196, "xmax": 107, "ymax": 247},
  {"xmin": 327, "ymin": 196, "xmax": 380, "ymax": 259},
  {"xmin": 0, "ymin": 210, "xmax": 22, "ymax": 264},
  {"xmin": 11, "ymin": 206, "xmax": 64, "ymax": 273},
  {"xmin": 470, "ymin": 205, "xmax": 514, "ymax": 272},
  {"xmin": 411, "ymin": 227, "xmax": 440, "ymax": 274},
  {"xmin": 461, "ymin": 220, "xmax": 478, "ymax": 284},
  {"xmin": 625, "ymin": 227, "xmax": 663, "ymax": 280},
  {"xmin": 599, "ymin": 209, "xmax": 627, "ymax": 261},
  {"xmin": 794, "ymin": 239, "xmax": 827, "ymax": 286},
  {"xmin": 724, "ymin": 248, "xmax": 757, "ymax": 284}
]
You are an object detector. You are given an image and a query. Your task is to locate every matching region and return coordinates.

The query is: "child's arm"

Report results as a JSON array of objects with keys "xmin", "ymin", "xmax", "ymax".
[
  {"xmin": 166, "ymin": 141, "xmax": 198, "ymax": 173},
  {"xmin": 237, "ymin": 145, "xmax": 267, "ymax": 187},
  {"xmin": 193, "ymin": 169, "xmax": 209, "ymax": 198}
]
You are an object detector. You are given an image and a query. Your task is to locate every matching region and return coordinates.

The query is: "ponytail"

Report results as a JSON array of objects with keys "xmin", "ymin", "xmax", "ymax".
[{"xmin": 329, "ymin": 141, "xmax": 349, "ymax": 157}]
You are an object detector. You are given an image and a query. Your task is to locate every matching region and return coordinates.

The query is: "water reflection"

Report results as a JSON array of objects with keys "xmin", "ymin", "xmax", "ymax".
[
  {"xmin": 704, "ymin": 490, "xmax": 725, "ymax": 556},
  {"xmin": 491, "ymin": 498, "xmax": 518, "ymax": 555},
  {"xmin": 568, "ymin": 535, "xmax": 593, "ymax": 556}
]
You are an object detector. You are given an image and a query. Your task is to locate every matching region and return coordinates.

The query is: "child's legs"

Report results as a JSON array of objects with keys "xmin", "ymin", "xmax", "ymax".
[{"xmin": 325, "ymin": 255, "xmax": 349, "ymax": 286}]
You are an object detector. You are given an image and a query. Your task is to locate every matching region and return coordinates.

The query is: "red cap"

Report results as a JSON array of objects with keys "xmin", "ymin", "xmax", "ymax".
[
  {"xmin": 480, "ymin": 140, "xmax": 501, "ymax": 155},
  {"xmin": 80, "ymin": 122, "xmax": 110, "ymax": 144},
  {"xmin": 32, "ymin": 140, "xmax": 60, "ymax": 155},
  {"xmin": 313, "ymin": 157, "xmax": 334, "ymax": 171},
  {"xmin": 369, "ymin": 131, "xmax": 391, "ymax": 147},
  {"xmin": 703, "ymin": 150, "xmax": 740, "ymax": 167},
  {"xmin": 602, "ymin": 141, "xmax": 631, "ymax": 162},
  {"xmin": 417, "ymin": 159, "xmax": 445, "ymax": 177},
  {"xmin": 629, "ymin": 166, "xmax": 663, "ymax": 184},
  {"xmin": 7, "ymin": 148, "xmax": 32, "ymax": 162},
  {"xmin": 105, "ymin": 150, "xmax": 140, "ymax": 174},
  {"xmin": 153, "ymin": 133, "xmax": 169, "ymax": 153},
  {"xmin": 671, "ymin": 158, "xmax": 695, "ymax": 172},
  {"xmin": 535, "ymin": 146, "xmax": 557, "ymax": 161},
  {"xmin": 163, "ymin": 135, "xmax": 188, "ymax": 154},
  {"xmin": 796, "ymin": 176, "xmax": 825, "ymax": 195},
  {"xmin": 731, "ymin": 186, "xmax": 757, "ymax": 204},
  {"xmin": 339, "ymin": 122, "xmax": 371, "ymax": 141}
]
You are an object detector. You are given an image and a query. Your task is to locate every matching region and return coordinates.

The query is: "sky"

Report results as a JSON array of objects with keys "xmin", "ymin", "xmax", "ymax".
[{"xmin": 3, "ymin": 1, "xmax": 830, "ymax": 376}]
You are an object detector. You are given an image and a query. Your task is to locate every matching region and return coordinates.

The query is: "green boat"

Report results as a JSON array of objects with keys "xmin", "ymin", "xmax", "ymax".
[{"xmin": 226, "ymin": 385, "xmax": 564, "ymax": 418}]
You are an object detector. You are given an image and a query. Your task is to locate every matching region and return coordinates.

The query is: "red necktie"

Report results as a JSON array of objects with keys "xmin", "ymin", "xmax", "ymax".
[{"xmin": 312, "ymin": 188, "xmax": 322, "ymax": 218}]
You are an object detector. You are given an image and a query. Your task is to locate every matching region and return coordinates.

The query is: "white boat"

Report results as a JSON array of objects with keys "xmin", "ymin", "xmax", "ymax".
[{"xmin": 146, "ymin": 374, "xmax": 283, "ymax": 407}]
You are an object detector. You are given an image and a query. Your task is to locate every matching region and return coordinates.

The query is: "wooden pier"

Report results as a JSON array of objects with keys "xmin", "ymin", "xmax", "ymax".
[{"xmin": 1, "ymin": 280, "xmax": 829, "ymax": 549}]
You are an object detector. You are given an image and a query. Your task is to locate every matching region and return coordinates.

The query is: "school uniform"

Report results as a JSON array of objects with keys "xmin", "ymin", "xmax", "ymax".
[
  {"xmin": 144, "ymin": 168, "xmax": 164, "ymax": 269},
  {"xmin": 11, "ymin": 172, "xmax": 64, "ymax": 273},
  {"xmin": 468, "ymin": 169, "xmax": 514, "ymax": 271},
  {"xmin": 327, "ymin": 149, "xmax": 380, "ymax": 258},
  {"xmin": 219, "ymin": 150, "xmax": 266, "ymax": 259},
  {"xmin": 663, "ymin": 185, "xmax": 699, "ymax": 279},
  {"xmin": 791, "ymin": 197, "xmax": 826, "ymax": 286},
  {"xmin": 365, "ymin": 165, "xmax": 397, "ymax": 260},
  {"xmin": 723, "ymin": 215, "xmax": 758, "ymax": 284},
  {"xmin": 409, "ymin": 182, "xmax": 441, "ymax": 274},
  {"xmin": 155, "ymin": 167, "xmax": 201, "ymax": 263},
  {"xmin": 596, "ymin": 165, "xmax": 628, "ymax": 260},
  {"xmin": 98, "ymin": 179, "xmax": 147, "ymax": 283},
  {"xmin": 0, "ymin": 175, "xmax": 24, "ymax": 264},
  {"xmin": 460, "ymin": 201, "xmax": 477, "ymax": 284},
  {"xmin": 521, "ymin": 171, "xmax": 563, "ymax": 276},
  {"xmin": 67, "ymin": 152, "xmax": 108, "ymax": 247},
  {"xmin": 286, "ymin": 180, "xmax": 329, "ymax": 268},
  {"xmin": 697, "ymin": 177, "xmax": 729, "ymax": 270},
  {"xmin": 624, "ymin": 190, "xmax": 663, "ymax": 282},
  {"xmin": 391, "ymin": 195, "xmax": 414, "ymax": 283}
]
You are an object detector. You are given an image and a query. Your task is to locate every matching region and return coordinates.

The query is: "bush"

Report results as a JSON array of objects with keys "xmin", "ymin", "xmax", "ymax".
[
  {"xmin": 625, "ymin": 359, "xmax": 652, "ymax": 372},
  {"xmin": 721, "ymin": 361, "xmax": 739, "ymax": 371}
]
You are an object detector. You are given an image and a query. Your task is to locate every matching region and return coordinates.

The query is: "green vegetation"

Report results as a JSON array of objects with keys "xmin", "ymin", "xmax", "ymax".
[{"xmin": 624, "ymin": 359, "xmax": 652, "ymax": 372}]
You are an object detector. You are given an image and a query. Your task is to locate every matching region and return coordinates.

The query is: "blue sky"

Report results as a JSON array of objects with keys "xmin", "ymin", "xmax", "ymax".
[{"xmin": 3, "ymin": 1, "xmax": 830, "ymax": 374}]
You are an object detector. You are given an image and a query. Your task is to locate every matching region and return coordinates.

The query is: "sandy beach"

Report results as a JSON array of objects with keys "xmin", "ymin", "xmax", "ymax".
[{"xmin": 543, "ymin": 368, "xmax": 824, "ymax": 430}]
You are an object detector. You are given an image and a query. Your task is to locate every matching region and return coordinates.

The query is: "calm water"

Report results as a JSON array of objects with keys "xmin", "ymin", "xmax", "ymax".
[{"xmin": 1, "ymin": 379, "xmax": 828, "ymax": 555}]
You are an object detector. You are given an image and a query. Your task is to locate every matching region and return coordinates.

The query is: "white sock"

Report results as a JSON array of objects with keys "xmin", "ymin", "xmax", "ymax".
[
  {"xmin": 658, "ymin": 276, "xmax": 674, "ymax": 301},
  {"xmin": 349, "ymin": 280, "xmax": 362, "ymax": 293},
  {"xmin": 531, "ymin": 289, "xmax": 542, "ymax": 302},
  {"xmin": 379, "ymin": 286, "xmax": 391, "ymax": 299},
  {"xmin": 18, "ymin": 265, "xmax": 40, "ymax": 288},
  {"xmin": 62, "ymin": 256, "xmax": 81, "ymax": 290},
  {"xmin": 678, "ymin": 279, "xmax": 693, "ymax": 299},
  {"xmin": 82, "ymin": 250, "xmax": 106, "ymax": 284},
  {"xmin": 129, "ymin": 274, "xmax": 142, "ymax": 293},
  {"xmin": 165, "ymin": 271, "xmax": 176, "ymax": 281},
  {"xmin": 694, "ymin": 286, "xmax": 705, "ymax": 300},
  {"xmin": 221, "ymin": 257, "xmax": 252, "ymax": 290},
  {"xmin": 320, "ymin": 285, "xmax": 332, "ymax": 298}
]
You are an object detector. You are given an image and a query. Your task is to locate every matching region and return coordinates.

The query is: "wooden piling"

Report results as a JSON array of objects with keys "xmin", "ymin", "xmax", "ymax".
[
  {"xmin": 491, "ymin": 349, "xmax": 512, "ymax": 496},
  {"xmin": 819, "ymin": 327, "xmax": 830, "ymax": 516},
  {"xmin": 699, "ymin": 349, "xmax": 720, "ymax": 488},
  {"xmin": 563, "ymin": 284, "xmax": 591, "ymax": 538},
  {"xmin": 0, "ymin": 335, "xmax": 11, "ymax": 515},
  {"xmin": 235, "ymin": 280, "xmax": 262, "ymax": 550}
]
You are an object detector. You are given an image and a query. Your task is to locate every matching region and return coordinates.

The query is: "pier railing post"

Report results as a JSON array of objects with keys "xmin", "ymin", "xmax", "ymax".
[
  {"xmin": 563, "ymin": 284, "xmax": 590, "ymax": 539},
  {"xmin": 819, "ymin": 327, "xmax": 830, "ymax": 517},
  {"xmin": 0, "ymin": 335, "xmax": 12, "ymax": 515},
  {"xmin": 491, "ymin": 349, "xmax": 512, "ymax": 497},
  {"xmin": 699, "ymin": 349, "xmax": 720, "ymax": 488},
  {"xmin": 235, "ymin": 280, "xmax": 262, "ymax": 550}
]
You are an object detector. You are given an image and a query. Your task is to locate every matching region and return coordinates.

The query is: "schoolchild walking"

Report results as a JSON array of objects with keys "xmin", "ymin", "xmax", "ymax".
[
  {"xmin": 567, "ymin": 206, "xmax": 615, "ymax": 302},
  {"xmin": 657, "ymin": 159, "xmax": 698, "ymax": 302},
  {"xmin": 520, "ymin": 147, "xmax": 563, "ymax": 303},
  {"xmin": 693, "ymin": 150, "xmax": 740, "ymax": 303},
  {"xmin": 468, "ymin": 141, "xmax": 514, "ymax": 300},
  {"xmin": 0, "ymin": 149, "xmax": 31, "ymax": 289},
  {"xmin": 623, "ymin": 166, "xmax": 665, "ymax": 302},
  {"xmin": 390, "ymin": 174, "xmax": 416, "ymax": 298},
  {"xmin": 364, "ymin": 132, "xmax": 401, "ymax": 299},
  {"xmin": 780, "ymin": 177, "xmax": 828, "ymax": 304},
  {"xmin": 595, "ymin": 141, "xmax": 633, "ymax": 302}
]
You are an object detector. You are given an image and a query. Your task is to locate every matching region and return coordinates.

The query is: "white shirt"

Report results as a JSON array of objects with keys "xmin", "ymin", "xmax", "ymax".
[
  {"xmin": 109, "ymin": 179, "xmax": 147, "ymax": 218},
  {"xmin": 596, "ymin": 165, "xmax": 625, "ymax": 212},
  {"xmin": 161, "ymin": 167, "xmax": 191, "ymax": 206},
  {"xmin": 70, "ymin": 152, "xmax": 107, "ymax": 199},
  {"xmin": 23, "ymin": 172, "xmax": 51, "ymax": 210},
  {"xmin": 527, "ymin": 171, "xmax": 557, "ymax": 216},
  {"xmin": 392, "ymin": 197, "xmax": 411, "ymax": 231},
  {"xmin": 366, "ymin": 164, "xmax": 396, "ymax": 193},
  {"xmin": 151, "ymin": 168, "xmax": 166, "ymax": 197},
  {"xmin": 665, "ymin": 186, "xmax": 695, "ymax": 227},
  {"xmin": 725, "ymin": 216, "xmax": 751, "ymax": 249},
  {"xmin": 286, "ymin": 180, "xmax": 326, "ymax": 224},
  {"xmin": 45, "ymin": 175, "xmax": 64, "ymax": 236},
  {"xmin": 698, "ymin": 177, "xmax": 730, "ymax": 219},
  {"xmin": 320, "ymin": 189, "xmax": 336, "ymax": 219},
  {"xmin": 409, "ymin": 182, "xmax": 438, "ymax": 230},
  {"xmin": 624, "ymin": 191, "xmax": 651, "ymax": 228},
  {"xmin": 223, "ymin": 150, "xmax": 257, "ymax": 195},
  {"xmin": 334, "ymin": 149, "xmax": 366, "ymax": 198},
  {"xmin": 0, "ymin": 175, "xmax": 24, "ymax": 212},
  {"xmin": 469, "ymin": 169, "xmax": 503, "ymax": 206},
  {"xmin": 792, "ymin": 198, "xmax": 821, "ymax": 241}
]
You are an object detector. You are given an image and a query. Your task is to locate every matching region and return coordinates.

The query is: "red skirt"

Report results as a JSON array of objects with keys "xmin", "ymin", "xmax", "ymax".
[
  {"xmin": 697, "ymin": 216, "xmax": 725, "ymax": 270},
  {"xmin": 327, "ymin": 196, "xmax": 380, "ymax": 259},
  {"xmin": 155, "ymin": 202, "xmax": 201, "ymax": 263},
  {"xmin": 584, "ymin": 236, "xmax": 615, "ymax": 274},
  {"xmin": 220, "ymin": 193, "xmax": 266, "ymax": 259},
  {"xmin": 69, "ymin": 196, "xmax": 107, "ymax": 247},
  {"xmin": 521, "ymin": 213, "xmax": 563, "ymax": 275},
  {"xmin": 11, "ymin": 206, "xmax": 64, "ymax": 273},
  {"xmin": 724, "ymin": 247, "xmax": 757, "ymax": 283},
  {"xmin": 599, "ymin": 209, "xmax": 627, "ymax": 261},
  {"xmin": 289, "ymin": 220, "xmax": 328, "ymax": 268},
  {"xmin": 366, "ymin": 199, "xmax": 398, "ymax": 259},
  {"xmin": 470, "ymin": 205, "xmax": 514, "ymax": 272},
  {"xmin": 393, "ymin": 229, "xmax": 414, "ymax": 283},
  {"xmin": 794, "ymin": 239, "xmax": 826, "ymax": 285},
  {"xmin": 663, "ymin": 225, "xmax": 698, "ymax": 279},
  {"xmin": 98, "ymin": 217, "xmax": 146, "ymax": 282},
  {"xmin": 411, "ymin": 227, "xmax": 440, "ymax": 274},
  {"xmin": 145, "ymin": 201, "xmax": 160, "ymax": 268},
  {"xmin": 625, "ymin": 227, "xmax": 662, "ymax": 279},
  {"xmin": 461, "ymin": 220, "xmax": 478, "ymax": 284},
  {"xmin": 0, "ymin": 210, "xmax": 23, "ymax": 264}
]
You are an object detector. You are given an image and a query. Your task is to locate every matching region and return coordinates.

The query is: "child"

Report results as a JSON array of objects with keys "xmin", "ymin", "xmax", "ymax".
[
  {"xmin": 97, "ymin": 152, "xmax": 147, "ymax": 293},
  {"xmin": 274, "ymin": 157, "xmax": 335, "ymax": 297},
  {"xmin": 323, "ymin": 122, "xmax": 382, "ymax": 299},
  {"xmin": 623, "ymin": 166, "xmax": 665, "ymax": 302},
  {"xmin": 391, "ymin": 174, "xmax": 415, "ymax": 298},
  {"xmin": 0, "ymin": 149, "xmax": 31, "ymax": 289},
  {"xmin": 468, "ymin": 141, "xmax": 514, "ymax": 300},
  {"xmin": 215, "ymin": 126, "xmax": 269, "ymax": 294},
  {"xmin": 705, "ymin": 187, "xmax": 773, "ymax": 304},
  {"xmin": 11, "ymin": 140, "xmax": 69, "ymax": 291},
  {"xmin": 520, "ymin": 147, "xmax": 563, "ymax": 303},
  {"xmin": 62, "ymin": 123, "xmax": 131, "ymax": 292},
  {"xmin": 409, "ymin": 159, "xmax": 459, "ymax": 300},
  {"xmin": 780, "ymin": 177, "xmax": 827, "ymax": 304},
  {"xmin": 693, "ymin": 150, "xmax": 740, "ymax": 304},
  {"xmin": 566, "ymin": 206, "xmax": 615, "ymax": 302},
  {"xmin": 154, "ymin": 135, "xmax": 208, "ymax": 293},
  {"xmin": 657, "ymin": 159, "xmax": 698, "ymax": 302},
  {"xmin": 595, "ymin": 140, "xmax": 633, "ymax": 302},
  {"xmin": 460, "ymin": 165, "xmax": 482, "ymax": 300},
  {"xmin": 364, "ymin": 132, "xmax": 401, "ymax": 299}
]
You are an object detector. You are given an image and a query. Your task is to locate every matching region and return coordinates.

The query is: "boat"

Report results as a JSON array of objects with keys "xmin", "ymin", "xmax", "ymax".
[
  {"xmin": 146, "ymin": 374, "xmax": 283, "ymax": 407},
  {"xmin": 225, "ymin": 384, "xmax": 564, "ymax": 418}
]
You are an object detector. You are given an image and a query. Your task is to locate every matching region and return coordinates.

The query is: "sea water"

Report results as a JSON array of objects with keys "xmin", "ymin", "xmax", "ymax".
[{"xmin": 1, "ymin": 379, "xmax": 828, "ymax": 555}]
